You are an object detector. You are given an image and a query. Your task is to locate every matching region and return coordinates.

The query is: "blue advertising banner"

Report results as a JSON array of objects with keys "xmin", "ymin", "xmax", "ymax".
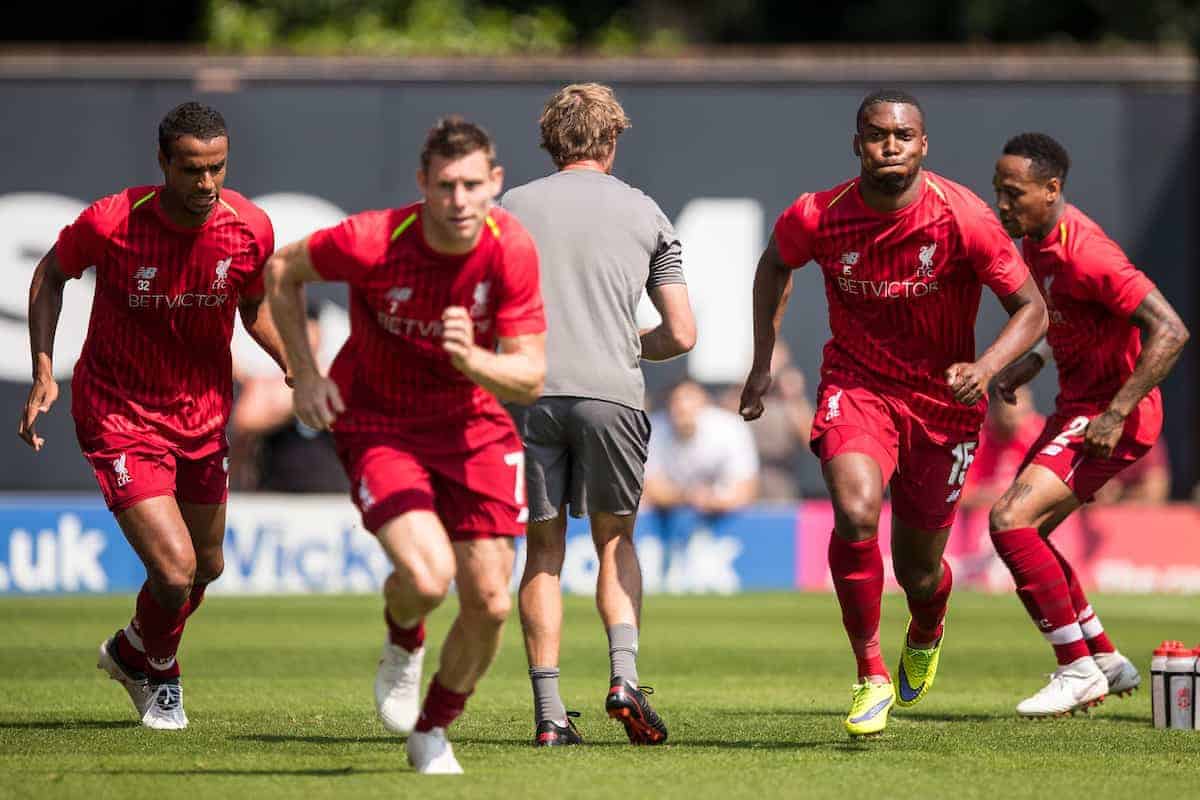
[{"xmin": 0, "ymin": 496, "xmax": 799, "ymax": 596}]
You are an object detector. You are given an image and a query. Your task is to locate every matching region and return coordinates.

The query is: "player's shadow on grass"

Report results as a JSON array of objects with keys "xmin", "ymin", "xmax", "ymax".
[
  {"xmin": 232, "ymin": 734, "xmax": 397, "ymax": 745},
  {"xmin": 0, "ymin": 720, "xmax": 138, "ymax": 730},
  {"xmin": 75, "ymin": 767, "xmax": 400, "ymax": 777}
]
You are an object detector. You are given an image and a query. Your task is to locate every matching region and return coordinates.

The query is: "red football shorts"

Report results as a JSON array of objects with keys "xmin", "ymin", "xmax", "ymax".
[
  {"xmin": 335, "ymin": 426, "xmax": 528, "ymax": 539},
  {"xmin": 810, "ymin": 382, "xmax": 979, "ymax": 531},
  {"xmin": 78, "ymin": 430, "xmax": 229, "ymax": 514},
  {"xmin": 1021, "ymin": 412, "xmax": 1152, "ymax": 502}
]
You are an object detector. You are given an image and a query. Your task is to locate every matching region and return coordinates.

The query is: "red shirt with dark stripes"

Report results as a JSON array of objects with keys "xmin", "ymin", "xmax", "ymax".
[
  {"xmin": 56, "ymin": 186, "xmax": 274, "ymax": 456},
  {"xmin": 1022, "ymin": 204, "xmax": 1160, "ymax": 445},
  {"xmin": 307, "ymin": 203, "xmax": 545, "ymax": 435},
  {"xmin": 773, "ymin": 171, "xmax": 1029, "ymax": 442}
]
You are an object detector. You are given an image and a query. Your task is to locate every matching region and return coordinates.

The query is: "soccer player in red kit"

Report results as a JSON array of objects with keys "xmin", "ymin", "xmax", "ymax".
[
  {"xmin": 739, "ymin": 90, "xmax": 1048, "ymax": 736},
  {"xmin": 989, "ymin": 133, "xmax": 1189, "ymax": 717},
  {"xmin": 18, "ymin": 102, "xmax": 288, "ymax": 730},
  {"xmin": 265, "ymin": 118, "xmax": 545, "ymax": 774}
]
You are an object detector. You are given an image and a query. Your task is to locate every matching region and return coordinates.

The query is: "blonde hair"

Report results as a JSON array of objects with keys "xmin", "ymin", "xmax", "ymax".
[{"xmin": 539, "ymin": 83, "xmax": 631, "ymax": 168}]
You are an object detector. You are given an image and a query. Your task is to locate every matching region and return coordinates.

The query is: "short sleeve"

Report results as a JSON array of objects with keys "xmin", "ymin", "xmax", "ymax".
[
  {"xmin": 646, "ymin": 203, "xmax": 685, "ymax": 289},
  {"xmin": 956, "ymin": 195, "xmax": 1028, "ymax": 297},
  {"xmin": 1071, "ymin": 235, "xmax": 1155, "ymax": 318},
  {"xmin": 55, "ymin": 195, "xmax": 122, "ymax": 279},
  {"xmin": 239, "ymin": 206, "xmax": 275, "ymax": 298},
  {"xmin": 307, "ymin": 212, "xmax": 390, "ymax": 284},
  {"xmin": 772, "ymin": 194, "xmax": 818, "ymax": 269},
  {"xmin": 494, "ymin": 224, "xmax": 547, "ymax": 338}
]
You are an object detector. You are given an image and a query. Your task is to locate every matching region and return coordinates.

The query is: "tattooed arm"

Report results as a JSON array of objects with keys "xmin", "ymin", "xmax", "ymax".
[{"xmin": 1085, "ymin": 289, "xmax": 1190, "ymax": 458}]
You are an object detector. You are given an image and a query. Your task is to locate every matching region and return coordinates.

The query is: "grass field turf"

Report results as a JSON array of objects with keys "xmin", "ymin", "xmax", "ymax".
[{"xmin": 1, "ymin": 591, "xmax": 1197, "ymax": 799}]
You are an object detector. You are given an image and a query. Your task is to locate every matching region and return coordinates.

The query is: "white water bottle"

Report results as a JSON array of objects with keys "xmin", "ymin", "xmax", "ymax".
[
  {"xmin": 1193, "ymin": 646, "xmax": 1200, "ymax": 731},
  {"xmin": 1166, "ymin": 644, "xmax": 1195, "ymax": 730},
  {"xmin": 1151, "ymin": 642, "xmax": 1172, "ymax": 729}
]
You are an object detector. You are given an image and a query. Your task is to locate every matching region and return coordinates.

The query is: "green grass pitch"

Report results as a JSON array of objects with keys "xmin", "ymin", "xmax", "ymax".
[{"xmin": 1, "ymin": 591, "xmax": 1198, "ymax": 799}]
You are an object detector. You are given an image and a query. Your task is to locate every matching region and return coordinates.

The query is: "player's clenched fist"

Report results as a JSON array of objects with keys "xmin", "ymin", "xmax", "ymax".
[
  {"xmin": 292, "ymin": 372, "xmax": 345, "ymax": 431},
  {"xmin": 442, "ymin": 306, "xmax": 476, "ymax": 370},
  {"xmin": 738, "ymin": 369, "xmax": 772, "ymax": 421},
  {"xmin": 945, "ymin": 361, "xmax": 992, "ymax": 407},
  {"xmin": 1083, "ymin": 409, "xmax": 1125, "ymax": 459},
  {"xmin": 17, "ymin": 376, "xmax": 58, "ymax": 451}
]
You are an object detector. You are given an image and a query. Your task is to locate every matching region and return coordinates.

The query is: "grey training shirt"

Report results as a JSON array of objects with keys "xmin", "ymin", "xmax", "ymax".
[{"xmin": 500, "ymin": 169, "xmax": 684, "ymax": 410}]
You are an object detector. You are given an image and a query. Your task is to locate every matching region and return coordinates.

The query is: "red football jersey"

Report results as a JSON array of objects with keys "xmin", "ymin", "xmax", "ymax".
[
  {"xmin": 57, "ymin": 186, "xmax": 274, "ymax": 455},
  {"xmin": 773, "ymin": 171, "xmax": 1029, "ymax": 441},
  {"xmin": 307, "ymin": 203, "xmax": 545, "ymax": 435},
  {"xmin": 1021, "ymin": 204, "xmax": 1160, "ymax": 445}
]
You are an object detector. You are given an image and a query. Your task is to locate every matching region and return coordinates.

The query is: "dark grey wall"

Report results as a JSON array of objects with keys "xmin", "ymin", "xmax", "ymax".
[{"xmin": 2, "ymin": 78, "xmax": 1195, "ymax": 496}]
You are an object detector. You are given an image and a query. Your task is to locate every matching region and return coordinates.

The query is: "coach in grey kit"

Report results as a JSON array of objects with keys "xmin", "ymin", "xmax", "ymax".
[{"xmin": 501, "ymin": 83, "xmax": 695, "ymax": 747}]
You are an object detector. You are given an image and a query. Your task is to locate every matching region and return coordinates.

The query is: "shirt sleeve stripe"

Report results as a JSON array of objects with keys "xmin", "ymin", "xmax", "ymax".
[
  {"xmin": 390, "ymin": 212, "xmax": 418, "ymax": 242},
  {"xmin": 484, "ymin": 215, "xmax": 501, "ymax": 239},
  {"xmin": 826, "ymin": 181, "xmax": 856, "ymax": 209},
  {"xmin": 131, "ymin": 190, "xmax": 156, "ymax": 211}
]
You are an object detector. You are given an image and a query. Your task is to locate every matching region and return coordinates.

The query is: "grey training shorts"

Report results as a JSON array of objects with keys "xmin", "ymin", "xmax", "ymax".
[{"xmin": 511, "ymin": 396, "xmax": 651, "ymax": 522}]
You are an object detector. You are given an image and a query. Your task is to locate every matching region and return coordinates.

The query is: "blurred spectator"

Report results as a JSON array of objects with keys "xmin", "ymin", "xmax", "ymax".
[
  {"xmin": 644, "ymin": 380, "xmax": 758, "ymax": 513},
  {"xmin": 720, "ymin": 341, "xmax": 814, "ymax": 501},
  {"xmin": 961, "ymin": 385, "xmax": 1044, "ymax": 510},
  {"xmin": 1092, "ymin": 437, "xmax": 1170, "ymax": 504},
  {"xmin": 229, "ymin": 301, "xmax": 349, "ymax": 493}
]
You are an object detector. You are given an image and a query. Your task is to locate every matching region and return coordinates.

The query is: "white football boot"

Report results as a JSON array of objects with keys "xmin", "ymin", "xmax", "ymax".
[
  {"xmin": 96, "ymin": 633, "xmax": 153, "ymax": 718},
  {"xmin": 406, "ymin": 727, "xmax": 464, "ymax": 774},
  {"xmin": 1016, "ymin": 656, "xmax": 1109, "ymax": 718},
  {"xmin": 141, "ymin": 680, "xmax": 189, "ymax": 730},
  {"xmin": 375, "ymin": 643, "xmax": 424, "ymax": 734},
  {"xmin": 1094, "ymin": 651, "xmax": 1141, "ymax": 697}
]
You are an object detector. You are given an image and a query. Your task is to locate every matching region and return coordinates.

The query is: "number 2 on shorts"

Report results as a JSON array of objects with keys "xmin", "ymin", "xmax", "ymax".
[{"xmin": 1040, "ymin": 415, "xmax": 1090, "ymax": 457}]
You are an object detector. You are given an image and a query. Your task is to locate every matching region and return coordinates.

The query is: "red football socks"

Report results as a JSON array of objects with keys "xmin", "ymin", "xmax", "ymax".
[
  {"xmin": 414, "ymin": 675, "xmax": 471, "ymax": 733},
  {"xmin": 385, "ymin": 610, "xmax": 426, "ymax": 653},
  {"xmin": 991, "ymin": 527, "xmax": 1090, "ymax": 665},
  {"xmin": 133, "ymin": 583, "xmax": 193, "ymax": 681},
  {"xmin": 118, "ymin": 581, "xmax": 209, "ymax": 680},
  {"xmin": 906, "ymin": 559, "xmax": 952, "ymax": 647},
  {"xmin": 829, "ymin": 533, "xmax": 889, "ymax": 681},
  {"xmin": 1045, "ymin": 540, "xmax": 1116, "ymax": 654}
]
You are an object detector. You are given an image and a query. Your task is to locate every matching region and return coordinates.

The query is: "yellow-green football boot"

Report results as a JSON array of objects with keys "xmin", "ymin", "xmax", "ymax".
[
  {"xmin": 844, "ymin": 680, "xmax": 895, "ymax": 737},
  {"xmin": 895, "ymin": 621, "xmax": 943, "ymax": 708}
]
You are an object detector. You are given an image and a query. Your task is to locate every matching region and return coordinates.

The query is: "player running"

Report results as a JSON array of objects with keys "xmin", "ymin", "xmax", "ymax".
[
  {"xmin": 739, "ymin": 89, "xmax": 1047, "ymax": 737},
  {"xmin": 502, "ymin": 83, "xmax": 695, "ymax": 747},
  {"xmin": 265, "ymin": 117, "xmax": 546, "ymax": 774},
  {"xmin": 989, "ymin": 133, "xmax": 1189, "ymax": 717},
  {"xmin": 19, "ymin": 102, "xmax": 287, "ymax": 730}
]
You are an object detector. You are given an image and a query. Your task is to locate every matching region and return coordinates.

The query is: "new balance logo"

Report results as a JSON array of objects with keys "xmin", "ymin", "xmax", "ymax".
[
  {"xmin": 358, "ymin": 481, "xmax": 375, "ymax": 510},
  {"xmin": 945, "ymin": 488, "xmax": 961, "ymax": 504},
  {"xmin": 134, "ymin": 266, "xmax": 158, "ymax": 281},
  {"xmin": 113, "ymin": 453, "xmax": 132, "ymax": 488},
  {"xmin": 385, "ymin": 286, "xmax": 412, "ymax": 313},
  {"xmin": 917, "ymin": 242, "xmax": 937, "ymax": 278},
  {"xmin": 825, "ymin": 389, "xmax": 844, "ymax": 421},
  {"xmin": 840, "ymin": 251, "xmax": 859, "ymax": 276},
  {"xmin": 212, "ymin": 257, "xmax": 232, "ymax": 290}
]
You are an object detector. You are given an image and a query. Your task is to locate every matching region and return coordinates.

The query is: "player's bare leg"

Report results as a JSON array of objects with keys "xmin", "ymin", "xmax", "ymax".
[
  {"xmin": 593, "ymin": 511, "xmax": 664, "ymax": 744},
  {"xmin": 518, "ymin": 511, "xmax": 580, "ymax": 745},
  {"xmin": 406, "ymin": 536, "xmax": 513, "ymax": 774},
  {"xmin": 990, "ymin": 465, "xmax": 1109, "ymax": 715},
  {"xmin": 374, "ymin": 511, "xmax": 455, "ymax": 735},
  {"xmin": 100, "ymin": 495, "xmax": 201, "ymax": 730},
  {"xmin": 823, "ymin": 452, "xmax": 895, "ymax": 736},
  {"xmin": 890, "ymin": 517, "xmax": 952, "ymax": 707}
]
